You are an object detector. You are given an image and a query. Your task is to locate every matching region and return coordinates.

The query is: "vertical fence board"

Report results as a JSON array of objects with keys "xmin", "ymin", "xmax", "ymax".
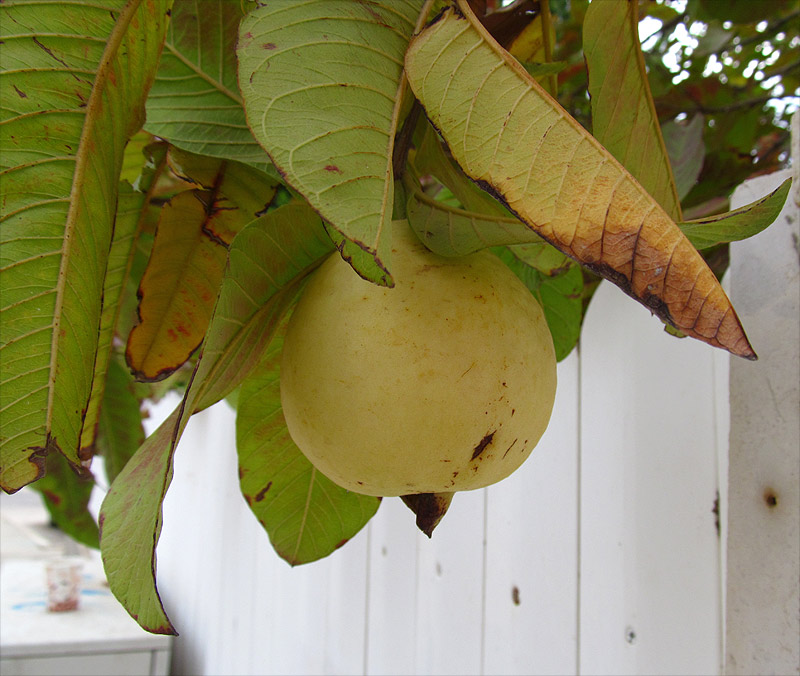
[
  {"xmin": 414, "ymin": 488, "xmax": 486, "ymax": 676},
  {"xmin": 579, "ymin": 281, "xmax": 723, "ymax": 675},
  {"xmin": 726, "ymin": 166, "xmax": 799, "ymax": 675},
  {"xmin": 482, "ymin": 352, "xmax": 580, "ymax": 675},
  {"xmin": 364, "ymin": 498, "xmax": 420, "ymax": 675}
]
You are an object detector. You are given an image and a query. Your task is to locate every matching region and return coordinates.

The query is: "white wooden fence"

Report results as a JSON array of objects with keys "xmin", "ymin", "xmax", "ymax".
[{"xmin": 139, "ymin": 167, "xmax": 797, "ymax": 676}]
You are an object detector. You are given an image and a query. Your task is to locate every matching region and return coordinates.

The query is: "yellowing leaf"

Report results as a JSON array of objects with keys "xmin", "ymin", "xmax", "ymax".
[
  {"xmin": 583, "ymin": 0, "xmax": 681, "ymax": 220},
  {"xmin": 237, "ymin": 0, "xmax": 426, "ymax": 285},
  {"xmin": 126, "ymin": 152, "xmax": 281, "ymax": 382},
  {"xmin": 405, "ymin": 2, "xmax": 755, "ymax": 359},
  {"xmin": 126, "ymin": 191, "xmax": 231, "ymax": 381}
]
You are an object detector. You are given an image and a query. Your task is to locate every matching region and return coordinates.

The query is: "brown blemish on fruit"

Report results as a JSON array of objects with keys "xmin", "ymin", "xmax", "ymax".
[
  {"xmin": 471, "ymin": 431, "xmax": 495, "ymax": 460},
  {"xmin": 763, "ymin": 488, "xmax": 778, "ymax": 508}
]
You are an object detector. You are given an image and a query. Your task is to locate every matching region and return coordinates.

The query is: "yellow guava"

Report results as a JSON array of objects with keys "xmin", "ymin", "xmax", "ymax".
[{"xmin": 279, "ymin": 220, "xmax": 557, "ymax": 496}]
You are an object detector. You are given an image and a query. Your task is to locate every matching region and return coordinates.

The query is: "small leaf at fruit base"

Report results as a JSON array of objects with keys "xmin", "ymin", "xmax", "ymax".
[
  {"xmin": 679, "ymin": 178, "xmax": 792, "ymax": 251},
  {"xmin": 100, "ymin": 203, "xmax": 335, "ymax": 633},
  {"xmin": 126, "ymin": 191, "xmax": 232, "ymax": 382},
  {"xmin": 492, "ymin": 246, "xmax": 583, "ymax": 362},
  {"xmin": 400, "ymin": 492, "xmax": 454, "ymax": 538},
  {"xmin": 662, "ymin": 114, "xmax": 706, "ymax": 202},
  {"xmin": 405, "ymin": 1, "xmax": 755, "ymax": 359},
  {"xmin": 144, "ymin": 0, "xmax": 280, "ymax": 180},
  {"xmin": 94, "ymin": 357, "xmax": 145, "ymax": 486},
  {"xmin": 237, "ymin": 0, "xmax": 428, "ymax": 286},
  {"xmin": 236, "ymin": 313, "xmax": 380, "ymax": 565},
  {"xmin": 583, "ymin": 0, "xmax": 682, "ymax": 221},
  {"xmin": 0, "ymin": 0, "xmax": 172, "ymax": 493},
  {"xmin": 32, "ymin": 452, "xmax": 99, "ymax": 550}
]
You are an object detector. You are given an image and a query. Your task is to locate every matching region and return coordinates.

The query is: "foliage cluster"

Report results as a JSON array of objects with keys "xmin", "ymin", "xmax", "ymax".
[{"xmin": 0, "ymin": 0, "xmax": 793, "ymax": 633}]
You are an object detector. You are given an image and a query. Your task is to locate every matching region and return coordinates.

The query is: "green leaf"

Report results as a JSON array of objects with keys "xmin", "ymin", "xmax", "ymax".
[
  {"xmin": 583, "ymin": 0, "xmax": 682, "ymax": 220},
  {"xmin": 100, "ymin": 202, "xmax": 335, "ymax": 633},
  {"xmin": 236, "ymin": 314, "xmax": 380, "ymax": 566},
  {"xmin": 95, "ymin": 357, "xmax": 145, "ymax": 486},
  {"xmin": 405, "ymin": 173, "xmax": 548, "ymax": 256},
  {"xmin": 412, "ymin": 122, "xmax": 510, "ymax": 217},
  {"xmin": 238, "ymin": 0, "xmax": 426, "ymax": 286},
  {"xmin": 165, "ymin": 146, "xmax": 281, "ymax": 220},
  {"xmin": 492, "ymin": 247, "xmax": 583, "ymax": 361},
  {"xmin": 144, "ymin": 0, "xmax": 279, "ymax": 180},
  {"xmin": 405, "ymin": 1, "xmax": 755, "ymax": 359},
  {"xmin": 100, "ymin": 407, "xmax": 180, "ymax": 634},
  {"xmin": 679, "ymin": 178, "xmax": 792, "ymax": 250},
  {"xmin": 0, "ymin": 0, "xmax": 172, "ymax": 492},
  {"xmin": 33, "ymin": 451, "xmax": 99, "ymax": 550},
  {"xmin": 80, "ymin": 182, "xmax": 148, "ymax": 456},
  {"xmin": 522, "ymin": 61, "xmax": 568, "ymax": 80},
  {"xmin": 117, "ymin": 144, "xmax": 169, "ymax": 343},
  {"xmin": 662, "ymin": 114, "xmax": 706, "ymax": 201},
  {"xmin": 120, "ymin": 130, "xmax": 155, "ymax": 185}
]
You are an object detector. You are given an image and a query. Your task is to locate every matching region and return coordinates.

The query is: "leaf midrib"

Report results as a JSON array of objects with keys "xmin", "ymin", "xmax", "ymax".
[{"xmin": 161, "ymin": 42, "xmax": 242, "ymax": 105}]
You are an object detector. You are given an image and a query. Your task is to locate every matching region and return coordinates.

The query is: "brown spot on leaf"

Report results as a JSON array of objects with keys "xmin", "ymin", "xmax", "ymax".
[
  {"xmin": 335, "ymin": 538, "xmax": 349, "ymax": 549},
  {"xmin": 13, "ymin": 85, "xmax": 27, "ymax": 98},
  {"xmin": 255, "ymin": 481, "xmax": 272, "ymax": 502},
  {"xmin": 324, "ymin": 164, "xmax": 343, "ymax": 173},
  {"xmin": 262, "ymin": 42, "xmax": 277, "ymax": 49},
  {"xmin": 42, "ymin": 490, "xmax": 61, "ymax": 506}
]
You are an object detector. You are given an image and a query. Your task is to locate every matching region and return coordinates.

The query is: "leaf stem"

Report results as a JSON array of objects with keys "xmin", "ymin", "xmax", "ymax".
[{"xmin": 539, "ymin": 0, "xmax": 557, "ymax": 98}]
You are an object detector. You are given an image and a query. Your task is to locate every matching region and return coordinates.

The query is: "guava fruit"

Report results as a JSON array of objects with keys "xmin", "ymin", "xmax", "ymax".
[{"xmin": 280, "ymin": 220, "xmax": 557, "ymax": 497}]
